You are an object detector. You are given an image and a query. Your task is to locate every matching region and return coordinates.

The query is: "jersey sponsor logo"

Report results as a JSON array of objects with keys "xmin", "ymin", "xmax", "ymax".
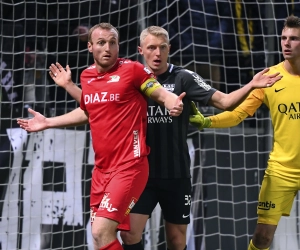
[
  {"xmin": 278, "ymin": 102, "xmax": 300, "ymax": 119},
  {"xmin": 84, "ymin": 92, "xmax": 120, "ymax": 104},
  {"xmin": 107, "ymin": 75, "xmax": 120, "ymax": 83},
  {"xmin": 182, "ymin": 214, "xmax": 190, "ymax": 218},
  {"xmin": 147, "ymin": 106, "xmax": 172, "ymax": 123},
  {"xmin": 275, "ymin": 87, "xmax": 286, "ymax": 92},
  {"xmin": 124, "ymin": 197, "xmax": 138, "ymax": 216},
  {"xmin": 99, "ymin": 193, "xmax": 118, "ymax": 212},
  {"xmin": 185, "ymin": 69, "xmax": 211, "ymax": 91},
  {"xmin": 257, "ymin": 200, "xmax": 276, "ymax": 210},
  {"xmin": 148, "ymin": 116, "xmax": 172, "ymax": 123},
  {"xmin": 133, "ymin": 130, "xmax": 140, "ymax": 157},
  {"xmin": 162, "ymin": 83, "xmax": 175, "ymax": 92},
  {"xmin": 90, "ymin": 208, "xmax": 97, "ymax": 223}
]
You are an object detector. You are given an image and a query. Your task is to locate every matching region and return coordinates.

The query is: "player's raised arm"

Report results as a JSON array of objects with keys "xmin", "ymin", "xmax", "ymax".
[
  {"xmin": 17, "ymin": 107, "xmax": 89, "ymax": 132},
  {"xmin": 209, "ymin": 68, "xmax": 282, "ymax": 111},
  {"xmin": 49, "ymin": 62, "xmax": 82, "ymax": 103}
]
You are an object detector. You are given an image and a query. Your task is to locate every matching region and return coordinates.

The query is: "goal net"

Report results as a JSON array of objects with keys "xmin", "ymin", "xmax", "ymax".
[{"xmin": 0, "ymin": 1, "xmax": 299, "ymax": 250}]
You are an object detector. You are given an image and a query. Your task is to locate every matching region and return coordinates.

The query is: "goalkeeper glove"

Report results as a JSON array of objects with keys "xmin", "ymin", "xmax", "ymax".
[{"xmin": 189, "ymin": 101, "xmax": 212, "ymax": 130}]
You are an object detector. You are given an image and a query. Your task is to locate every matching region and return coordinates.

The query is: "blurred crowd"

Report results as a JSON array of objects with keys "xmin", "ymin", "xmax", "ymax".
[{"xmin": 1, "ymin": 0, "xmax": 299, "ymax": 116}]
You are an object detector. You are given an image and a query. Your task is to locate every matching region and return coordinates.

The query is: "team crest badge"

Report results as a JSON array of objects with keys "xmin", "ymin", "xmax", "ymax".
[
  {"xmin": 163, "ymin": 84, "xmax": 175, "ymax": 92},
  {"xmin": 107, "ymin": 75, "xmax": 120, "ymax": 83}
]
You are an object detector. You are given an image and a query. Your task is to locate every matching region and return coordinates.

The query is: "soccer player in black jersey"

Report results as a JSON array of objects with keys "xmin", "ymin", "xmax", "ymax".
[{"xmin": 48, "ymin": 26, "xmax": 281, "ymax": 250}]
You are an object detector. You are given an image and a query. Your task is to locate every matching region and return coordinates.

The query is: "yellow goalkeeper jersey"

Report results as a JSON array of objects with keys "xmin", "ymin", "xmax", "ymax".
[{"xmin": 239, "ymin": 62, "xmax": 300, "ymax": 176}]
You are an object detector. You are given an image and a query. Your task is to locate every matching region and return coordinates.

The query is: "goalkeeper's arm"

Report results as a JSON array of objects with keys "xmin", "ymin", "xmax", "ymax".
[
  {"xmin": 207, "ymin": 107, "xmax": 249, "ymax": 128},
  {"xmin": 189, "ymin": 102, "xmax": 249, "ymax": 129}
]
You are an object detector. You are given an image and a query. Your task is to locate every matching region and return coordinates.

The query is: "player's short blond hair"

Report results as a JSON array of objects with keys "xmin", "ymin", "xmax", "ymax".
[
  {"xmin": 88, "ymin": 23, "xmax": 119, "ymax": 43},
  {"xmin": 140, "ymin": 26, "xmax": 169, "ymax": 45}
]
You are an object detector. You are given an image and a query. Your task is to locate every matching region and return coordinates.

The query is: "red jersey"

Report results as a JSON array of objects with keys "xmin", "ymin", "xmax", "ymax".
[{"xmin": 80, "ymin": 58, "xmax": 156, "ymax": 171}]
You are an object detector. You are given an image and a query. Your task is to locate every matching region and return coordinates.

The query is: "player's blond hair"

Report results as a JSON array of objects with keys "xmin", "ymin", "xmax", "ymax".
[
  {"xmin": 140, "ymin": 26, "xmax": 169, "ymax": 45},
  {"xmin": 88, "ymin": 23, "xmax": 119, "ymax": 43}
]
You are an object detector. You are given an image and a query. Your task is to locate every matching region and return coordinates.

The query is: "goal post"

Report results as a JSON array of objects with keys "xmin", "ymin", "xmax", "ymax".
[{"xmin": 0, "ymin": 1, "xmax": 299, "ymax": 250}]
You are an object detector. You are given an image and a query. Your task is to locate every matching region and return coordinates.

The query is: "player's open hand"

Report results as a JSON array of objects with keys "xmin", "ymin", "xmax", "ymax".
[
  {"xmin": 49, "ymin": 62, "xmax": 73, "ymax": 89},
  {"xmin": 189, "ymin": 101, "xmax": 211, "ymax": 130},
  {"xmin": 169, "ymin": 92, "xmax": 186, "ymax": 116},
  {"xmin": 251, "ymin": 68, "xmax": 283, "ymax": 88},
  {"xmin": 17, "ymin": 108, "xmax": 48, "ymax": 132}
]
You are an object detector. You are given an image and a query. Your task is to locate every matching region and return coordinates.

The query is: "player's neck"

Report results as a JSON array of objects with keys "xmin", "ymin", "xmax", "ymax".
[
  {"xmin": 95, "ymin": 60, "xmax": 117, "ymax": 74},
  {"xmin": 284, "ymin": 60, "xmax": 300, "ymax": 76},
  {"xmin": 151, "ymin": 63, "xmax": 169, "ymax": 76}
]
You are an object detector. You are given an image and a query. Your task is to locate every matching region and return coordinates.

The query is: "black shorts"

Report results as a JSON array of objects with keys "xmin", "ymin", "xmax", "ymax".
[{"xmin": 131, "ymin": 178, "xmax": 192, "ymax": 224}]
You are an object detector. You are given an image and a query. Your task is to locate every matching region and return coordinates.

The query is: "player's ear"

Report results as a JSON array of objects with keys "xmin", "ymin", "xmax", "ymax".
[
  {"xmin": 88, "ymin": 42, "xmax": 93, "ymax": 53},
  {"xmin": 138, "ymin": 46, "xmax": 143, "ymax": 55}
]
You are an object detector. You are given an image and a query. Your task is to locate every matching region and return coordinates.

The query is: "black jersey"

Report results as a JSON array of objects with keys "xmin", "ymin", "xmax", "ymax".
[{"xmin": 147, "ymin": 64, "xmax": 216, "ymax": 179}]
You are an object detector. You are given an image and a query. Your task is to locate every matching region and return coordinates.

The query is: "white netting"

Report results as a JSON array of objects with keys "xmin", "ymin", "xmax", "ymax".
[{"xmin": 1, "ymin": 1, "xmax": 300, "ymax": 250}]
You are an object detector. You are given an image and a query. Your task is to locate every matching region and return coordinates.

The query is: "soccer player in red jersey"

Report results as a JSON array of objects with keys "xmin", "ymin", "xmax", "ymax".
[{"xmin": 17, "ymin": 23, "xmax": 185, "ymax": 250}]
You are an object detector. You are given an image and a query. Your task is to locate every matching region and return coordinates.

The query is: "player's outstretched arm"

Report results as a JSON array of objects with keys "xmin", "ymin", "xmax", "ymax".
[
  {"xmin": 150, "ymin": 87, "xmax": 186, "ymax": 116},
  {"xmin": 209, "ymin": 68, "xmax": 282, "ymax": 111},
  {"xmin": 49, "ymin": 62, "xmax": 82, "ymax": 103},
  {"xmin": 189, "ymin": 104, "xmax": 249, "ymax": 130},
  {"xmin": 17, "ymin": 108, "xmax": 89, "ymax": 132}
]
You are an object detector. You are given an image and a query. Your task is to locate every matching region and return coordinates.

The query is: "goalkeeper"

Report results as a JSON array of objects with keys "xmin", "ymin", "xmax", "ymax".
[{"xmin": 190, "ymin": 15, "xmax": 300, "ymax": 250}]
